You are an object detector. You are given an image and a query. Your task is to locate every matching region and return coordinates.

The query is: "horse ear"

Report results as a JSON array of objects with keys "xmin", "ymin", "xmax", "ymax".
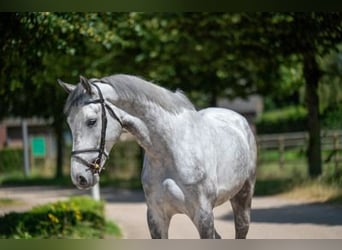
[
  {"xmin": 57, "ymin": 79, "xmax": 75, "ymax": 94},
  {"xmin": 80, "ymin": 75, "xmax": 92, "ymax": 95}
]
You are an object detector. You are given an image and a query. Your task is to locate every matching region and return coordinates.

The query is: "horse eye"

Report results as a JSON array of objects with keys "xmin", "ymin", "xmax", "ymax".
[{"xmin": 86, "ymin": 119, "xmax": 97, "ymax": 127}]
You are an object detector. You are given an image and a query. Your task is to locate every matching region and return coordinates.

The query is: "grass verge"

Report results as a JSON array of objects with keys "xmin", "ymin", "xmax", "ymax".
[
  {"xmin": 279, "ymin": 180, "xmax": 342, "ymax": 204},
  {"xmin": 0, "ymin": 198, "xmax": 24, "ymax": 207}
]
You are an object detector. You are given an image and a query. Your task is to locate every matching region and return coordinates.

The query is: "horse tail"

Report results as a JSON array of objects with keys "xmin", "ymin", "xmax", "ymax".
[{"xmin": 245, "ymin": 121, "xmax": 257, "ymax": 188}]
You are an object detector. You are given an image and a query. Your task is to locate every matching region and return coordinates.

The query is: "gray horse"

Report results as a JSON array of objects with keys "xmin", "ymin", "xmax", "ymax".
[{"xmin": 59, "ymin": 74, "xmax": 257, "ymax": 239}]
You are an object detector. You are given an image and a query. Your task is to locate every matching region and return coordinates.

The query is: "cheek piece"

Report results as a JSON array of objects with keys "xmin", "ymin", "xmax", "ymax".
[{"xmin": 71, "ymin": 79, "xmax": 122, "ymax": 174}]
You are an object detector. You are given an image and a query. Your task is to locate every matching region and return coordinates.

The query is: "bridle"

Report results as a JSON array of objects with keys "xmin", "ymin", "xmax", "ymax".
[{"xmin": 71, "ymin": 79, "xmax": 122, "ymax": 174}]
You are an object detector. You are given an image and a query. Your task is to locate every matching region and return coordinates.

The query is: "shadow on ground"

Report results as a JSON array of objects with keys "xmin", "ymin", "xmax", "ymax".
[
  {"xmin": 101, "ymin": 189, "xmax": 145, "ymax": 203},
  {"xmin": 219, "ymin": 202, "xmax": 342, "ymax": 226}
]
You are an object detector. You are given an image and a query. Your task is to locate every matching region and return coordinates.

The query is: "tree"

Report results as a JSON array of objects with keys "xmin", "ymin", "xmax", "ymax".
[
  {"xmin": 1, "ymin": 12, "xmax": 340, "ymax": 179},
  {"xmin": 134, "ymin": 12, "xmax": 342, "ymax": 177},
  {"xmin": 195, "ymin": 12, "xmax": 341, "ymax": 177},
  {"xmin": 0, "ymin": 13, "xmax": 111, "ymax": 178},
  {"xmin": 254, "ymin": 13, "xmax": 342, "ymax": 177}
]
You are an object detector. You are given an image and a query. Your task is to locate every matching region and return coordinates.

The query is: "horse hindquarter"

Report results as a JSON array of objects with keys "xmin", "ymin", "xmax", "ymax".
[{"xmin": 199, "ymin": 108, "xmax": 257, "ymax": 204}]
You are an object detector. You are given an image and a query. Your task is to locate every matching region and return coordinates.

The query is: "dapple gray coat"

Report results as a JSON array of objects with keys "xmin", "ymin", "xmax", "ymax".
[{"xmin": 59, "ymin": 74, "xmax": 257, "ymax": 239}]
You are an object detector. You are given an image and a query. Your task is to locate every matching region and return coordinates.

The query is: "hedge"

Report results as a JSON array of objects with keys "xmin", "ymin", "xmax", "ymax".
[
  {"xmin": 256, "ymin": 106, "xmax": 307, "ymax": 134},
  {"xmin": 0, "ymin": 148, "xmax": 23, "ymax": 173},
  {"xmin": 0, "ymin": 196, "xmax": 109, "ymax": 239}
]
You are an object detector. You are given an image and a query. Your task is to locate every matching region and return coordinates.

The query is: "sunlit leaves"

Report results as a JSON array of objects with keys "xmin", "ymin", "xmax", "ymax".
[{"xmin": 1, "ymin": 12, "xmax": 341, "ymax": 117}]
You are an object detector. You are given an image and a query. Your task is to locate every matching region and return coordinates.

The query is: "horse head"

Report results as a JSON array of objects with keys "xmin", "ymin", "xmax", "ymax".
[{"xmin": 58, "ymin": 76, "xmax": 123, "ymax": 189}]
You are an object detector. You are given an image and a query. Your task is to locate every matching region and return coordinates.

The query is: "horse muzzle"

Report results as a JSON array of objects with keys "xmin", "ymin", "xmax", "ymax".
[{"xmin": 71, "ymin": 165, "xmax": 100, "ymax": 190}]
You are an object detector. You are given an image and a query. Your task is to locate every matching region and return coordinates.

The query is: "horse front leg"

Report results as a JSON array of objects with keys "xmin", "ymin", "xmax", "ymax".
[
  {"xmin": 193, "ymin": 207, "xmax": 217, "ymax": 239},
  {"xmin": 147, "ymin": 207, "xmax": 171, "ymax": 239}
]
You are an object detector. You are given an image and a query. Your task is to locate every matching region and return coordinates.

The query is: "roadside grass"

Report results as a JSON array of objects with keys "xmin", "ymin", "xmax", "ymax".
[
  {"xmin": 0, "ymin": 198, "xmax": 24, "ymax": 207},
  {"xmin": 105, "ymin": 220, "xmax": 122, "ymax": 239},
  {"xmin": 279, "ymin": 179, "xmax": 342, "ymax": 204},
  {"xmin": 255, "ymin": 177, "xmax": 342, "ymax": 205},
  {"xmin": 256, "ymin": 152, "xmax": 342, "ymax": 204}
]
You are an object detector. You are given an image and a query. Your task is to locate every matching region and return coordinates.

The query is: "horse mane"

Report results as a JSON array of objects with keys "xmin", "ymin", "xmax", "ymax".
[
  {"xmin": 102, "ymin": 74, "xmax": 196, "ymax": 114},
  {"xmin": 64, "ymin": 74, "xmax": 195, "ymax": 115}
]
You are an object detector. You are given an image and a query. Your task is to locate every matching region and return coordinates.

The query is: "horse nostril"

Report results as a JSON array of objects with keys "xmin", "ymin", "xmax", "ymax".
[{"xmin": 78, "ymin": 175, "xmax": 88, "ymax": 186}]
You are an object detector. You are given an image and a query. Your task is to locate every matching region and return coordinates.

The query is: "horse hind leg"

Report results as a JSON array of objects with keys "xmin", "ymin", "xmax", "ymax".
[{"xmin": 230, "ymin": 180, "xmax": 254, "ymax": 239}]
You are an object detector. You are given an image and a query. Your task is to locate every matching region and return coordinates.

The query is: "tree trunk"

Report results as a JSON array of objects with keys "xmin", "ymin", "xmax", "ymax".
[
  {"xmin": 210, "ymin": 84, "xmax": 218, "ymax": 107},
  {"xmin": 303, "ymin": 52, "xmax": 322, "ymax": 178},
  {"xmin": 54, "ymin": 120, "xmax": 64, "ymax": 179}
]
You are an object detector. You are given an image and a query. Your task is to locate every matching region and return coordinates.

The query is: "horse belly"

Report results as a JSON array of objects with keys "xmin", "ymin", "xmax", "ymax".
[
  {"xmin": 211, "ymin": 124, "xmax": 252, "ymax": 206},
  {"xmin": 215, "ymin": 152, "xmax": 249, "ymax": 206}
]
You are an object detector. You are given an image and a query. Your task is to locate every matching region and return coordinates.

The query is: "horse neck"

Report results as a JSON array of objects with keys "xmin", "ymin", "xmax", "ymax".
[
  {"xmin": 120, "ymin": 99, "xmax": 177, "ymax": 138},
  {"xmin": 104, "ymin": 86, "xmax": 181, "ymax": 157}
]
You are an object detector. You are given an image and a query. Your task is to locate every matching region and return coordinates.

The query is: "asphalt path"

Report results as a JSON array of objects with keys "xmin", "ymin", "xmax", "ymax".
[{"xmin": 0, "ymin": 186, "xmax": 341, "ymax": 239}]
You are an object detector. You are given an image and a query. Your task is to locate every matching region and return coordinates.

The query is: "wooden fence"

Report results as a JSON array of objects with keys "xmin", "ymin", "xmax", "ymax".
[{"xmin": 257, "ymin": 130, "xmax": 342, "ymax": 175}]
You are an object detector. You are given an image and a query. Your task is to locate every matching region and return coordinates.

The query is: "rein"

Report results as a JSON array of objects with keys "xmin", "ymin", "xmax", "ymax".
[{"xmin": 71, "ymin": 79, "xmax": 122, "ymax": 174}]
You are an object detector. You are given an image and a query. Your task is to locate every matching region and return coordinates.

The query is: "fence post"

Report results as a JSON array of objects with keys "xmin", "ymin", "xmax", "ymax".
[
  {"xmin": 333, "ymin": 132, "xmax": 340, "ymax": 178},
  {"xmin": 278, "ymin": 136, "xmax": 285, "ymax": 169},
  {"xmin": 256, "ymin": 138, "xmax": 262, "ymax": 166},
  {"xmin": 21, "ymin": 119, "xmax": 30, "ymax": 177}
]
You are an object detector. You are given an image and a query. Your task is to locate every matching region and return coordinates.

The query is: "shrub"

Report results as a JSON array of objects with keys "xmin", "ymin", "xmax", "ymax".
[
  {"xmin": 0, "ymin": 196, "xmax": 114, "ymax": 239},
  {"xmin": 322, "ymin": 105, "xmax": 342, "ymax": 130},
  {"xmin": 0, "ymin": 148, "xmax": 23, "ymax": 173}
]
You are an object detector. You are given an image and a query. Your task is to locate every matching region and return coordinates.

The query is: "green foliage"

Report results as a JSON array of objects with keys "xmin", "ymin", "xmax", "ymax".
[
  {"xmin": 322, "ymin": 105, "xmax": 342, "ymax": 130},
  {"xmin": 0, "ymin": 148, "xmax": 23, "ymax": 173},
  {"xmin": 0, "ymin": 196, "xmax": 120, "ymax": 239},
  {"xmin": 254, "ymin": 179, "xmax": 293, "ymax": 196},
  {"xmin": 104, "ymin": 220, "xmax": 122, "ymax": 237},
  {"xmin": 1, "ymin": 12, "xmax": 341, "ymax": 112},
  {"xmin": 318, "ymin": 48, "xmax": 342, "ymax": 113},
  {"xmin": 1, "ymin": 12, "xmax": 341, "ymax": 179},
  {"xmin": 256, "ymin": 106, "xmax": 307, "ymax": 133}
]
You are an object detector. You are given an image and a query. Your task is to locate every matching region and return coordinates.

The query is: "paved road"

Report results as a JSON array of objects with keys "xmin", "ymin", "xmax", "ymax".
[{"xmin": 1, "ymin": 186, "xmax": 341, "ymax": 239}]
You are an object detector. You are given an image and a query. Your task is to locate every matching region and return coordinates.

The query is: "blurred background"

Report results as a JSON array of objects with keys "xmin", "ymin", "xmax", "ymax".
[{"xmin": 0, "ymin": 12, "xmax": 341, "ymax": 200}]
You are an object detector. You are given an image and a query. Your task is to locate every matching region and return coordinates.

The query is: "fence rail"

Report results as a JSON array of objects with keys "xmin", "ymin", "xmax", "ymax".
[{"xmin": 257, "ymin": 130, "xmax": 342, "ymax": 175}]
